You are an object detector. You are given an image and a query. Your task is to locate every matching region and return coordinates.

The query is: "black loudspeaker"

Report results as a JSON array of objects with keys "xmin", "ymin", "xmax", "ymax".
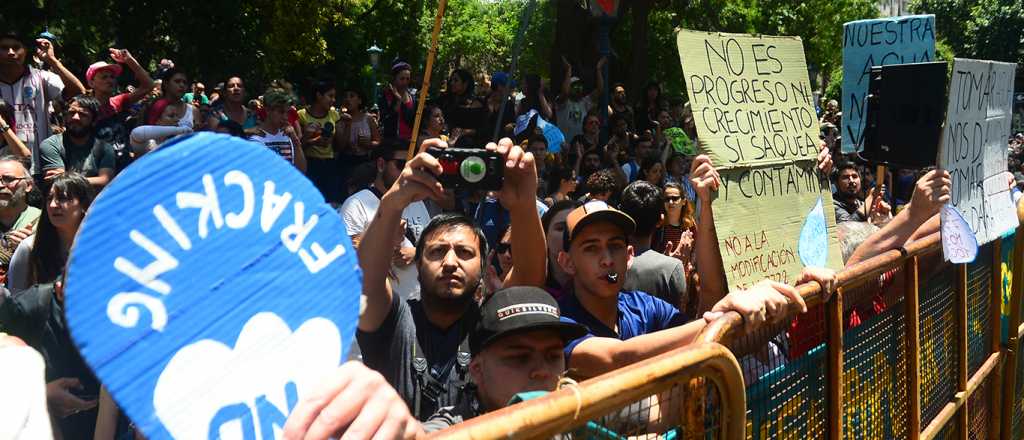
[{"xmin": 860, "ymin": 61, "xmax": 947, "ymax": 168}]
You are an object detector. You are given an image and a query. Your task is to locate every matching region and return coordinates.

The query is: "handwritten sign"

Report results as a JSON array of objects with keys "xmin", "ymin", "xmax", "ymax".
[
  {"xmin": 840, "ymin": 15, "xmax": 936, "ymax": 153},
  {"xmin": 939, "ymin": 58, "xmax": 1018, "ymax": 246},
  {"xmin": 940, "ymin": 204, "xmax": 979, "ymax": 263},
  {"xmin": 65, "ymin": 132, "xmax": 361, "ymax": 440},
  {"xmin": 677, "ymin": 29, "xmax": 843, "ymax": 289}
]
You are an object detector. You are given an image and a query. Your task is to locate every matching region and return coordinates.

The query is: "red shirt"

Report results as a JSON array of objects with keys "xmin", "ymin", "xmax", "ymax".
[{"xmin": 97, "ymin": 93, "xmax": 131, "ymax": 122}]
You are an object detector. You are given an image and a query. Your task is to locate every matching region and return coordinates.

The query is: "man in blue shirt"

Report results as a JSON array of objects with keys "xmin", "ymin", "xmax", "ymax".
[{"xmin": 554, "ymin": 200, "xmax": 820, "ymax": 379}]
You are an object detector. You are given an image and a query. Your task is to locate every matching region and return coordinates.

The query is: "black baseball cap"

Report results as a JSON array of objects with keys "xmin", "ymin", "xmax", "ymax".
[
  {"xmin": 0, "ymin": 29, "xmax": 27, "ymax": 46},
  {"xmin": 470, "ymin": 286, "xmax": 587, "ymax": 356}
]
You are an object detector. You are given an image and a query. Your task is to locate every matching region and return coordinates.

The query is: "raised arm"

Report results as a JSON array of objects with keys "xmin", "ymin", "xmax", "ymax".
[
  {"xmin": 689, "ymin": 155, "xmax": 726, "ymax": 311},
  {"xmin": 846, "ymin": 169, "xmax": 950, "ymax": 266},
  {"xmin": 0, "ymin": 113, "xmax": 30, "ymax": 157},
  {"xmin": 109, "ymin": 49, "xmax": 154, "ymax": 105},
  {"xmin": 588, "ymin": 56, "xmax": 607, "ymax": 103},
  {"xmin": 34, "ymin": 39, "xmax": 85, "ymax": 99},
  {"xmin": 357, "ymin": 150, "xmax": 445, "ymax": 332},
  {"xmin": 558, "ymin": 57, "xmax": 572, "ymax": 104},
  {"xmin": 492, "ymin": 138, "xmax": 547, "ymax": 287}
]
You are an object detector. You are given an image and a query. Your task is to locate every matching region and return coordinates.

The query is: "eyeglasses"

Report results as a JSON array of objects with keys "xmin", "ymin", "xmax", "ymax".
[
  {"xmin": 496, "ymin": 242, "xmax": 512, "ymax": 254},
  {"xmin": 0, "ymin": 175, "xmax": 28, "ymax": 186},
  {"xmin": 665, "ymin": 196, "xmax": 682, "ymax": 203}
]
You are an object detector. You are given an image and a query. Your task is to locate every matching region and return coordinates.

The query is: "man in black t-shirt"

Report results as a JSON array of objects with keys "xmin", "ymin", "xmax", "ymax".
[{"xmin": 356, "ymin": 137, "xmax": 547, "ymax": 420}]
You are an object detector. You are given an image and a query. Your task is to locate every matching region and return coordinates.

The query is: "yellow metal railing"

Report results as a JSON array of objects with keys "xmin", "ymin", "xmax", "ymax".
[{"xmin": 432, "ymin": 226, "xmax": 1021, "ymax": 439}]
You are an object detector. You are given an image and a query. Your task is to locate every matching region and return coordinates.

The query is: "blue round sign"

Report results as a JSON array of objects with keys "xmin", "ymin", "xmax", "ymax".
[{"xmin": 66, "ymin": 132, "xmax": 362, "ymax": 439}]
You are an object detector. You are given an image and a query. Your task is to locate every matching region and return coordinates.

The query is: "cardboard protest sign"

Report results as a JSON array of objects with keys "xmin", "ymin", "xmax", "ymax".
[
  {"xmin": 65, "ymin": 133, "xmax": 361, "ymax": 439},
  {"xmin": 677, "ymin": 29, "xmax": 842, "ymax": 290},
  {"xmin": 940, "ymin": 58, "xmax": 1018, "ymax": 249},
  {"xmin": 841, "ymin": 15, "xmax": 936, "ymax": 153}
]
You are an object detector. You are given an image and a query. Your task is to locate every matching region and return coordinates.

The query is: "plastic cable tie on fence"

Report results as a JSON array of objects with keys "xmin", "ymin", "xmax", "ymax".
[{"xmin": 558, "ymin": 377, "xmax": 584, "ymax": 420}]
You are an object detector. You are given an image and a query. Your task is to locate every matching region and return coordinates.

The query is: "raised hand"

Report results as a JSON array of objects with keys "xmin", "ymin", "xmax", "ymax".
[
  {"xmin": 385, "ymin": 141, "xmax": 445, "ymax": 208},
  {"xmin": 689, "ymin": 154, "xmax": 721, "ymax": 201},
  {"xmin": 906, "ymin": 169, "xmax": 951, "ymax": 220},
  {"xmin": 816, "ymin": 140, "xmax": 833, "ymax": 175},
  {"xmin": 108, "ymin": 48, "xmax": 132, "ymax": 64},
  {"xmin": 488, "ymin": 137, "xmax": 538, "ymax": 211},
  {"xmin": 34, "ymin": 38, "xmax": 57, "ymax": 63}
]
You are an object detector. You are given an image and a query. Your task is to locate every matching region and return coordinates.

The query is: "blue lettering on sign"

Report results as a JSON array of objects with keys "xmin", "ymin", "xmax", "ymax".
[
  {"xmin": 840, "ymin": 15, "xmax": 936, "ymax": 153},
  {"xmin": 208, "ymin": 381, "xmax": 298, "ymax": 440},
  {"xmin": 65, "ymin": 133, "xmax": 362, "ymax": 440}
]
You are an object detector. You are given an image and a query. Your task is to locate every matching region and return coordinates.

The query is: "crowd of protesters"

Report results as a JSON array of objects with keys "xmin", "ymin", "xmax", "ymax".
[{"xmin": 1, "ymin": 24, "xmax": 1020, "ymax": 439}]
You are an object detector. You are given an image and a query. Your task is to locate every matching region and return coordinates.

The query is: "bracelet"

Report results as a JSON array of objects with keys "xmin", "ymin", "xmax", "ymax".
[{"xmin": 0, "ymin": 123, "xmax": 9, "ymax": 133}]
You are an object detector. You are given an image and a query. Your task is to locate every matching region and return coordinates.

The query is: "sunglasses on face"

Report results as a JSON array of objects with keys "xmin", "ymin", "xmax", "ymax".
[{"xmin": 666, "ymin": 196, "xmax": 682, "ymax": 202}]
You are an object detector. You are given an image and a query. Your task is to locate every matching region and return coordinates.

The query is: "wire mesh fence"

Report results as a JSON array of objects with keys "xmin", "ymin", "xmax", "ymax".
[
  {"xmin": 433, "ymin": 234, "xmax": 1017, "ymax": 440},
  {"xmin": 966, "ymin": 244, "xmax": 993, "ymax": 377},
  {"xmin": 1015, "ymin": 335, "xmax": 1024, "ymax": 440},
  {"xmin": 742, "ymin": 306, "xmax": 827, "ymax": 439},
  {"xmin": 919, "ymin": 262, "xmax": 958, "ymax": 428},
  {"xmin": 966, "ymin": 372, "xmax": 992, "ymax": 440},
  {"xmin": 841, "ymin": 279, "xmax": 908, "ymax": 440},
  {"xmin": 560, "ymin": 379, "xmax": 722, "ymax": 439}
]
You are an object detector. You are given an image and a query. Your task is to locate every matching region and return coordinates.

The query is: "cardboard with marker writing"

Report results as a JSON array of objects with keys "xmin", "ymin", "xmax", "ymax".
[
  {"xmin": 676, "ymin": 29, "xmax": 843, "ymax": 290},
  {"xmin": 840, "ymin": 15, "xmax": 936, "ymax": 154},
  {"xmin": 939, "ymin": 58, "xmax": 1018, "ymax": 253},
  {"xmin": 65, "ymin": 132, "xmax": 362, "ymax": 439}
]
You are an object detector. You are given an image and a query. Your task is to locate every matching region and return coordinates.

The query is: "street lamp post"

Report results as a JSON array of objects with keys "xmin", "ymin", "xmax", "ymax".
[
  {"xmin": 367, "ymin": 44, "xmax": 383, "ymax": 111},
  {"xmin": 588, "ymin": 0, "xmax": 619, "ymax": 146}
]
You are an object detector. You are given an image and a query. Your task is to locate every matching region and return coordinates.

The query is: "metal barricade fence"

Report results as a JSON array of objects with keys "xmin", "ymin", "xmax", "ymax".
[
  {"xmin": 430, "ymin": 342, "xmax": 746, "ymax": 439},
  {"xmin": 432, "ymin": 227, "xmax": 1022, "ymax": 439}
]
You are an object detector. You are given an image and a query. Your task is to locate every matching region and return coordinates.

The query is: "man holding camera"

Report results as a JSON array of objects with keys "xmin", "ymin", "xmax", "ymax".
[{"xmin": 355, "ymin": 138, "xmax": 546, "ymax": 421}]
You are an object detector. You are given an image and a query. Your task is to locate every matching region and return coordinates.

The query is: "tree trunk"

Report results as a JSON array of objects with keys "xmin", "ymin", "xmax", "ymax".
[
  {"xmin": 628, "ymin": 0, "xmax": 653, "ymax": 103},
  {"xmin": 550, "ymin": 0, "xmax": 589, "ymax": 95}
]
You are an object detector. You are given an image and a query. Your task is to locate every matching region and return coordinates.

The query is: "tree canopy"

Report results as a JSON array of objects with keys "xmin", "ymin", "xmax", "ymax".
[{"xmin": 3, "ymin": 0, "xmax": 1020, "ymax": 104}]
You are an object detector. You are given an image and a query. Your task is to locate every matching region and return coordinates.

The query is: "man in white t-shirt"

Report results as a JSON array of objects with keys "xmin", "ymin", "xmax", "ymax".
[
  {"xmin": 0, "ymin": 31, "xmax": 85, "ymax": 176},
  {"xmin": 555, "ymin": 56, "xmax": 605, "ymax": 142},
  {"xmin": 340, "ymin": 140, "xmax": 431, "ymax": 300}
]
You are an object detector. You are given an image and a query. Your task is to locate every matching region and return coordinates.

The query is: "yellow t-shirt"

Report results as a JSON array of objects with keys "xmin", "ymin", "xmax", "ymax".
[{"xmin": 297, "ymin": 107, "xmax": 341, "ymax": 160}]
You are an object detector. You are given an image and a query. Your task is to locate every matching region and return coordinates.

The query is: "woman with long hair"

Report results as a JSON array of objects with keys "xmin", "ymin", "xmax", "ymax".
[
  {"xmin": 157, "ymin": 67, "xmax": 193, "ymax": 128},
  {"xmin": 210, "ymin": 76, "xmax": 258, "ymax": 132},
  {"xmin": 7, "ymin": 173, "xmax": 95, "ymax": 292},
  {"xmin": 655, "ymin": 181, "xmax": 696, "ymax": 260},
  {"xmin": 379, "ymin": 61, "xmax": 416, "ymax": 141},
  {"xmin": 634, "ymin": 81, "xmax": 665, "ymax": 135},
  {"xmin": 540, "ymin": 200, "xmax": 581, "ymax": 299},
  {"xmin": 433, "ymin": 69, "xmax": 483, "ymax": 147},
  {"xmin": 543, "ymin": 165, "xmax": 577, "ymax": 207}
]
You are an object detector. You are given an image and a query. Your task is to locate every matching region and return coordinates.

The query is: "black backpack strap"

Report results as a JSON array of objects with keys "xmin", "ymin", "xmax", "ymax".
[{"xmin": 409, "ymin": 330, "xmax": 473, "ymax": 419}]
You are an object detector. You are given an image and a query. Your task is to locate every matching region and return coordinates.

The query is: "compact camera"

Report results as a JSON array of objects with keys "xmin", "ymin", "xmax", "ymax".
[{"xmin": 427, "ymin": 147, "xmax": 504, "ymax": 191}]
